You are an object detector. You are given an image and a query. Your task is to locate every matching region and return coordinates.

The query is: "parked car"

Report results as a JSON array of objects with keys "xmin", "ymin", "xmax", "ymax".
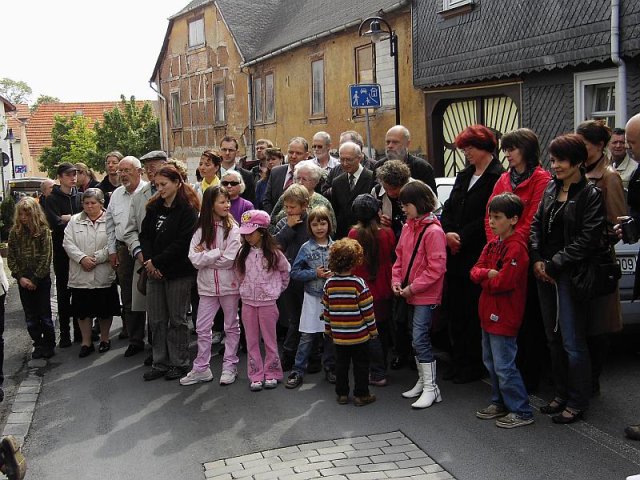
[{"xmin": 435, "ymin": 176, "xmax": 640, "ymax": 328}]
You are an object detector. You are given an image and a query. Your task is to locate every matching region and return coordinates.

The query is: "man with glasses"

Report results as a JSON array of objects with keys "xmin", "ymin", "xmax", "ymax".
[
  {"xmin": 122, "ymin": 150, "xmax": 167, "ymax": 366},
  {"xmin": 311, "ymin": 132, "xmax": 339, "ymax": 173},
  {"xmin": 106, "ymin": 156, "xmax": 148, "ymax": 355},
  {"xmin": 263, "ymin": 137, "xmax": 309, "ymax": 214},
  {"xmin": 219, "ymin": 136, "xmax": 255, "ymax": 204}
]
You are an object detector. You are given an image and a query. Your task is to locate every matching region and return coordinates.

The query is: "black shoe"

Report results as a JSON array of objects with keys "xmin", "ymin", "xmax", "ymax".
[
  {"xmin": 143, "ymin": 354, "xmax": 153, "ymax": 366},
  {"xmin": 31, "ymin": 346, "xmax": 44, "ymax": 359},
  {"xmin": 286, "ymin": 372, "xmax": 303, "ymax": 389},
  {"xmin": 625, "ymin": 424, "xmax": 640, "ymax": 440},
  {"xmin": 124, "ymin": 344, "xmax": 144, "ymax": 358},
  {"xmin": 164, "ymin": 366, "xmax": 188, "ymax": 380},
  {"xmin": 325, "ymin": 369, "xmax": 336, "ymax": 384},
  {"xmin": 390, "ymin": 356, "xmax": 406, "ymax": 370},
  {"xmin": 143, "ymin": 369, "xmax": 166, "ymax": 381},
  {"xmin": 540, "ymin": 398, "xmax": 567, "ymax": 415},
  {"xmin": 98, "ymin": 341, "xmax": 111, "ymax": 353},
  {"xmin": 59, "ymin": 334, "xmax": 72, "ymax": 348},
  {"xmin": 552, "ymin": 408, "xmax": 584, "ymax": 424},
  {"xmin": 78, "ymin": 344, "xmax": 95, "ymax": 358},
  {"xmin": 41, "ymin": 347, "xmax": 56, "ymax": 359}
]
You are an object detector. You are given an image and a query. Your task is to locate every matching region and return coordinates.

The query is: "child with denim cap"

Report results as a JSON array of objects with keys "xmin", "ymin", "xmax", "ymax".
[
  {"xmin": 286, "ymin": 207, "xmax": 334, "ymax": 388},
  {"xmin": 470, "ymin": 192, "xmax": 534, "ymax": 428},
  {"xmin": 235, "ymin": 210, "xmax": 290, "ymax": 391},
  {"xmin": 323, "ymin": 238, "xmax": 378, "ymax": 406}
]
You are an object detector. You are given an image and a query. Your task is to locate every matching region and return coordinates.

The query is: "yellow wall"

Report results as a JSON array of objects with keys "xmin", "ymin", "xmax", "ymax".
[{"xmin": 250, "ymin": 12, "xmax": 426, "ymax": 157}]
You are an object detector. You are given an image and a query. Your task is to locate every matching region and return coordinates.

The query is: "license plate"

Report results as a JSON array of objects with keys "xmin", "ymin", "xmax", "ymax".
[{"xmin": 618, "ymin": 255, "xmax": 637, "ymax": 274}]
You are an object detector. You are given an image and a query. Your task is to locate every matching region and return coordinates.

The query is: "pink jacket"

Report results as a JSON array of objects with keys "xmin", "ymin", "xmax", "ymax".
[
  {"xmin": 392, "ymin": 214, "xmax": 447, "ymax": 306},
  {"xmin": 189, "ymin": 223, "xmax": 242, "ymax": 297},
  {"xmin": 236, "ymin": 248, "xmax": 290, "ymax": 306}
]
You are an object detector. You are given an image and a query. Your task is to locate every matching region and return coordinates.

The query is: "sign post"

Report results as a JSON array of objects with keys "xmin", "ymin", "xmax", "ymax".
[{"xmin": 349, "ymin": 84, "xmax": 382, "ymax": 159}]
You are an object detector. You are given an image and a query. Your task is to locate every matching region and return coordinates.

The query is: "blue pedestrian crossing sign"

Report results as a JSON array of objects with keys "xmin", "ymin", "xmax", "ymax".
[{"xmin": 350, "ymin": 84, "xmax": 382, "ymax": 109}]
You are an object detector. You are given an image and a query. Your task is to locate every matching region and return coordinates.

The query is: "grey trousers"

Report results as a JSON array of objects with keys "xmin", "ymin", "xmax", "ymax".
[
  {"xmin": 116, "ymin": 243, "xmax": 146, "ymax": 347},
  {"xmin": 147, "ymin": 275, "xmax": 193, "ymax": 370}
]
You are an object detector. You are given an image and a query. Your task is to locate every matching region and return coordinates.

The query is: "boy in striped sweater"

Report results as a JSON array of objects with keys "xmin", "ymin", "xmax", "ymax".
[{"xmin": 323, "ymin": 238, "xmax": 378, "ymax": 406}]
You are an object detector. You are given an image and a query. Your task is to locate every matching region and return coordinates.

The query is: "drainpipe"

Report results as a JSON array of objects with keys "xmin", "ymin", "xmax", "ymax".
[
  {"xmin": 611, "ymin": 0, "xmax": 627, "ymax": 123},
  {"xmin": 247, "ymin": 71, "xmax": 255, "ymax": 161},
  {"xmin": 149, "ymin": 80, "xmax": 169, "ymax": 153}
]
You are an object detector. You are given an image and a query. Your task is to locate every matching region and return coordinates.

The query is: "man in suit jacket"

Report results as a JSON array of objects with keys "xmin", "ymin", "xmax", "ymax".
[
  {"xmin": 331, "ymin": 141, "xmax": 376, "ymax": 238},
  {"xmin": 219, "ymin": 136, "xmax": 256, "ymax": 205},
  {"xmin": 321, "ymin": 130, "xmax": 375, "ymax": 199},
  {"xmin": 263, "ymin": 137, "xmax": 309, "ymax": 213},
  {"xmin": 374, "ymin": 125, "xmax": 437, "ymax": 195}
]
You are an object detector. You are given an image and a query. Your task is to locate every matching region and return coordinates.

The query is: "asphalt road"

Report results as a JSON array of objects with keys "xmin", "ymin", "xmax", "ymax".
[{"xmin": 0, "ymin": 283, "xmax": 639, "ymax": 480}]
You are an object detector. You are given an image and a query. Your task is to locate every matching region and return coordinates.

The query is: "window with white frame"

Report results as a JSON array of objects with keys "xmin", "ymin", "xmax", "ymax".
[
  {"xmin": 188, "ymin": 17, "xmax": 205, "ymax": 47},
  {"xmin": 311, "ymin": 58, "xmax": 325, "ymax": 117},
  {"xmin": 443, "ymin": 0, "xmax": 473, "ymax": 10},
  {"xmin": 253, "ymin": 77, "xmax": 263, "ymax": 123},
  {"xmin": 214, "ymin": 84, "xmax": 225, "ymax": 124},
  {"xmin": 574, "ymin": 69, "xmax": 620, "ymax": 128},
  {"xmin": 170, "ymin": 91, "xmax": 182, "ymax": 128},
  {"xmin": 265, "ymin": 73, "xmax": 275, "ymax": 123}
]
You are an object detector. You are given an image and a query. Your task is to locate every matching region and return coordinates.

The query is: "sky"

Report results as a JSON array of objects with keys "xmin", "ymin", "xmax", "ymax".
[{"xmin": 2, "ymin": 0, "xmax": 190, "ymax": 104}]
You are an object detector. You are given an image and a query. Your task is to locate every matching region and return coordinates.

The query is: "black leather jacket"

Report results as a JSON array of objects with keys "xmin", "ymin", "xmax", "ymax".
[{"xmin": 529, "ymin": 176, "xmax": 606, "ymax": 276}]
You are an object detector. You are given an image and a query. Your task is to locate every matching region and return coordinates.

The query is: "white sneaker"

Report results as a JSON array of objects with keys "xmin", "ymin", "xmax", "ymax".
[
  {"xmin": 264, "ymin": 378, "xmax": 278, "ymax": 389},
  {"xmin": 179, "ymin": 368, "xmax": 213, "ymax": 386},
  {"xmin": 250, "ymin": 381, "xmax": 263, "ymax": 392},
  {"xmin": 220, "ymin": 370, "xmax": 237, "ymax": 385},
  {"xmin": 211, "ymin": 332, "xmax": 223, "ymax": 345}
]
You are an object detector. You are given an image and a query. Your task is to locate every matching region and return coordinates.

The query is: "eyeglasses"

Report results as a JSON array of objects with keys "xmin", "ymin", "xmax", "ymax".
[
  {"xmin": 221, "ymin": 148, "xmax": 237, "ymax": 153},
  {"xmin": 116, "ymin": 168, "xmax": 136, "ymax": 174},
  {"xmin": 311, "ymin": 144, "xmax": 325, "ymax": 149},
  {"xmin": 221, "ymin": 181, "xmax": 241, "ymax": 187}
]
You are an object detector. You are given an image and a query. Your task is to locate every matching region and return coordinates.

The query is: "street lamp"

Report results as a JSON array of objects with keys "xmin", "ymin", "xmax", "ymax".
[
  {"xmin": 358, "ymin": 16, "xmax": 400, "ymax": 126},
  {"xmin": 3, "ymin": 128, "xmax": 15, "ymax": 179}
]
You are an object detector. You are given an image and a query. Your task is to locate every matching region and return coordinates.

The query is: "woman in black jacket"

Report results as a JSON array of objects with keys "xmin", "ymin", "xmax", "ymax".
[
  {"xmin": 440, "ymin": 125, "xmax": 505, "ymax": 383},
  {"xmin": 530, "ymin": 134, "xmax": 606, "ymax": 424},
  {"xmin": 139, "ymin": 165, "xmax": 200, "ymax": 381}
]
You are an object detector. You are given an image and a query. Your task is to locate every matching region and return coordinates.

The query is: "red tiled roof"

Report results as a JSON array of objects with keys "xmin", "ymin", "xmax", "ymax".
[
  {"xmin": 26, "ymin": 101, "xmax": 146, "ymax": 160},
  {"xmin": 6, "ymin": 104, "xmax": 30, "ymax": 140}
]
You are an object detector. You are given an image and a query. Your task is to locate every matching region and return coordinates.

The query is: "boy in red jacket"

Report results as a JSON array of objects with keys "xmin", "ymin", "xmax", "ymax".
[{"xmin": 470, "ymin": 192, "xmax": 534, "ymax": 428}]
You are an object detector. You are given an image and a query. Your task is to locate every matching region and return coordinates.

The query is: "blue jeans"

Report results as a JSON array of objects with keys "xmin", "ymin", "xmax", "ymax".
[
  {"xmin": 482, "ymin": 331, "xmax": 533, "ymax": 419},
  {"xmin": 412, "ymin": 305, "xmax": 436, "ymax": 363},
  {"xmin": 292, "ymin": 332, "xmax": 317, "ymax": 376},
  {"xmin": 537, "ymin": 272, "xmax": 591, "ymax": 411}
]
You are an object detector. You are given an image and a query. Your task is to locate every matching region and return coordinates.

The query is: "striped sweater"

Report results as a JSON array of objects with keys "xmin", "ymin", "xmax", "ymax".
[{"xmin": 322, "ymin": 274, "xmax": 378, "ymax": 345}]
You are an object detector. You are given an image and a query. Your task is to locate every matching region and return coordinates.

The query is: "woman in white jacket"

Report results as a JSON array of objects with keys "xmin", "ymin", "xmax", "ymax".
[
  {"xmin": 63, "ymin": 189, "xmax": 119, "ymax": 357},
  {"xmin": 181, "ymin": 186, "xmax": 242, "ymax": 386}
]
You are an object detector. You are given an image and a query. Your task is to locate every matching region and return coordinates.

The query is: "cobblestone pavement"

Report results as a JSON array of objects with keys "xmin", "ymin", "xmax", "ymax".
[{"xmin": 204, "ymin": 431, "xmax": 454, "ymax": 480}]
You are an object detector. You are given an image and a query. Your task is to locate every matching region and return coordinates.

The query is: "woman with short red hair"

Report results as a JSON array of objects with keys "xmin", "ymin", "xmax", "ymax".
[{"xmin": 440, "ymin": 124, "xmax": 505, "ymax": 383}]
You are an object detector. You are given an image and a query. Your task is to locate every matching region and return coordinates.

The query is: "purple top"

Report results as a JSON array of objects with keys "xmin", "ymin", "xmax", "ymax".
[{"xmin": 230, "ymin": 197, "xmax": 254, "ymax": 224}]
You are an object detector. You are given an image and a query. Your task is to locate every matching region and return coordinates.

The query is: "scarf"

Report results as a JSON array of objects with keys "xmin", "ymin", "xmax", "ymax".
[{"xmin": 510, "ymin": 167, "xmax": 534, "ymax": 190}]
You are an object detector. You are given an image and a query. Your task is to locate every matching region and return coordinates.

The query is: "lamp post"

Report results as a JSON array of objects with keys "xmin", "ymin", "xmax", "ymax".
[
  {"xmin": 358, "ymin": 16, "xmax": 400, "ymax": 126},
  {"xmin": 4, "ymin": 128, "xmax": 15, "ymax": 179}
]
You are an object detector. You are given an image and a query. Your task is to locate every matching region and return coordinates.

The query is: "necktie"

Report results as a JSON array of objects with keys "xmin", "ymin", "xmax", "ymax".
[
  {"xmin": 284, "ymin": 170, "xmax": 294, "ymax": 190},
  {"xmin": 349, "ymin": 174, "xmax": 355, "ymax": 190}
]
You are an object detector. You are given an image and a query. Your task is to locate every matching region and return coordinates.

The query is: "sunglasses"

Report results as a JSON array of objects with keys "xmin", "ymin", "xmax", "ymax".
[{"xmin": 221, "ymin": 181, "xmax": 241, "ymax": 187}]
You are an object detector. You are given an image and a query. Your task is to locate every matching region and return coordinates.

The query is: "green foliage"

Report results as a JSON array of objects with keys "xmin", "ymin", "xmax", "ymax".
[
  {"xmin": 39, "ymin": 115, "xmax": 98, "ymax": 177},
  {"xmin": 0, "ymin": 196, "xmax": 16, "ymax": 242},
  {"xmin": 30, "ymin": 94, "xmax": 61, "ymax": 113},
  {"xmin": 92, "ymin": 95, "xmax": 160, "ymax": 167},
  {"xmin": 0, "ymin": 78, "xmax": 32, "ymax": 104}
]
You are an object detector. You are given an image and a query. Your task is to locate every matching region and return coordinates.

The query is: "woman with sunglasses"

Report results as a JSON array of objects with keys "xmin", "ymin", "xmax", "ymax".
[{"xmin": 222, "ymin": 170, "xmax": 254, "ymax": 223}]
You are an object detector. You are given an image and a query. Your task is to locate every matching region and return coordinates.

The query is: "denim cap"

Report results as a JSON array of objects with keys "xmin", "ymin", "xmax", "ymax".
[
  {"xmin": 352, "ymin": 193, "xmax": 380, "ymax": 222},
  {"xmin": 238, "ymin": 209, "xmax": 271, "ymax": 234}
]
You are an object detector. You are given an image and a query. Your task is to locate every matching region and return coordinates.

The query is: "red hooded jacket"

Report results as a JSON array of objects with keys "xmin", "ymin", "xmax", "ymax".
[{"xmin": 470, "ymin": 234, "xmax": 529, "ymax": 336}]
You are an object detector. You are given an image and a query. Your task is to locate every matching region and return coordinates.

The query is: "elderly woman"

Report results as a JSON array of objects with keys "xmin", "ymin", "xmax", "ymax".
[
  {"xmin": 576, "ymin": 120, "xmax": 626, "ymax": 395},
  {"xmin": 270, "ymin": 160, "xmax": 336, "ymax": 232},
  {"xmin": 139, "ymin": 165, "xmax": 200, "ymax": 381},
  {"xmin": 221, "ymin": 170, "xmax": 254, "ymax": 224},
  {"xmin": 373, "ymin": 160, "xmax": 413, "ymax": 242},
  {"xmin": 440, "ymin": 124, "xmax": 505, "ymax": 383},
  {"xmin": 256, "ymin": 148, "xmax": 284, "ymax": 210},
  {"xmin": 194, "ymin": 150, "xmax": 221, "ymax": 197},
  {"xmin": 530, "ymin": 134, "xmax": 607, "ymax": 423},
  {"xmin": 62, "ymin": 189, "xmax": 119, "ymax": 357},
  {"xmin": 484, "ymin": 128, "xmax": 551, "ymax": 392}
]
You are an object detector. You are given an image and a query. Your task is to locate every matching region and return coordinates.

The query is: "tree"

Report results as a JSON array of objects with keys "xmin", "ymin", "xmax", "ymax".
[
  {"xmin": 39, "ymin": 115, "xmax": 98, "ymax": 177},
  {"xmin": 93, "ymin": 95, "xmax": 160, "ymax": 167},
  {"xmin": 0, "ymin": 78, "xmax": 32, "ymax": 104},
  {"xmin": 31, "ymin": 94, "xmax": 61, "ymax": 113}
]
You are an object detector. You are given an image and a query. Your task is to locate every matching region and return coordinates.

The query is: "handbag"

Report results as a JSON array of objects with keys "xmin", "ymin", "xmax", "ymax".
[
  {"xmin": 391, "ymin": 224, "xmax": 431, "ymax": 331},
  {"xmin": 570, "ymin": 248, "xmax": 620, "ymax": 302},
  {"xmin": 136, "ymin": 266, "xmax": 148, "ymax": 295}
]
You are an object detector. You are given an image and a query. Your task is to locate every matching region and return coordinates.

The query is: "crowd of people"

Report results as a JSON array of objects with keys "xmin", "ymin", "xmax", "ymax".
[{"xmin": 1, "ymin": 117, "xmax": 640, "ymax": 438}]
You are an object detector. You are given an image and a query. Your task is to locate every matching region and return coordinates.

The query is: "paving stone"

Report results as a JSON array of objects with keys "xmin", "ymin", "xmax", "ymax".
[
  {"xmin": 396, "ymin": 457, "xmax": 437, "ymax": 469},
  {"xmin": 294, "ymin": 461, "xmax": 332, "ymax": 473},
  {"xmin": 254, "ymin": 468, "xmax": 294, "ymax": 480},
  {"xmin": 270, "ymin": 458, "xmax": 311, "ymax": 471},
  {"xmin": 280, "ymin": 450, "xmax": 319, "ymax": 462},
  {"xmin": 4, "ymin": 412, "xmax": 33, "ymax": 424},
  {"xmin": 13, "ymin": 393, "xmax": 38, "ymax": 403},
  {"xmin": 20, "ymin": 377, "xmax": 42, "ymax": 387},
  {"xmin": 359, "ymin": 462, "xmax": 398, "ymax": 472},
  {"xmin": 204, "ymin": 460, "xmax": 226, "ymax": 470},
  {"xmin": 317, "ymin": 444, "xmax": 355, "ymax": 455},
  {"xmin": 346, "ymin": 473, "xmax": 382, "ymax": 480},
  {"xmin": 382, "ymin": 444, "xmax": 420, "ymax": 455},
  {"xmin": 387, "ymin": 437, "xmax": 413, "ymax": 446},
  {"xmin": 2, "ymin": 423, "xmax": 30, "ymax": 437},
  {"xmin": 262, "ymin": 445, "xmax": 301, "ymax": 458},
  {"xmin": 204, "ymin": 464, "xmax": 237, "ymax": 477},
  {"xmin": 225, "ymin": 452, "xmax": 264, "ymax": 465},
  {"xmin": 406, "ymin": 450, "xmax": 429, "ymax": 459},
  {"xmin": 333, "ymin": 436, "xmax": 371, "ymax": 446},
  {"xmin": 369, "ymin": 453, "xmax": 409, "ymax": 463},
  {"xmin": 231, "ymin": 464, "xmax": 270, "ymax": 478},
  {"xmin": 352, "ymin": 440, "xmax": 390, "ymax": 450},
  {"xmin": 344, "ymin": 448, "xmax": 384, "ymax": 458},
  {"xmin": 299, "ymin": 440, "xmax": 337, "ymax": 451},
  {"xmin": 332, "ymin": 457, "xmax": 373, "ymax": 468},
  {"xmin": 319, "ymin": 465, "xmax": 361, "ymax": 476},
  {"xmin": 366, "ymin": 431, "xmax": 405, "ymax": 442},
  {"xmin": 17, "ymin": 386, "xmax": 40, "ymax": 395},
  {"xmin": 386, "ymin": 467, "xmax": 426, "ymax": 477},
  {"xmin": 308, "ymin": 452, "xmax": 347, "ymax": 463},
  {"xmin": 319, "ymin": 476, "xmax": 348, "ymax": 480},
  {"xmin": 10, "ymin": 402, "xmax": 35, "ymax": 414},
  {"xmin": 421, "ymin": 464, "xmax": 445, "ymax": 474},
  {"xmin": 205, "ymin": 472, "xmax": 232, "ymax": 479},
  {"xmin": 423, "ymin": 472, "xmax": 454, "ymax": 480},
  {"xmin": 279, "ymin": 471, "xmax": 319, "ymax": 480},
  {"xmin": 242, "ymin": 456, "xmax": 282, "ymax": 470}
]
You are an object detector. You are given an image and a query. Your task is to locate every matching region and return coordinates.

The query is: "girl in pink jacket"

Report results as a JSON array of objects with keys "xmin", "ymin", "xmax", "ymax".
[
  {"xmin": 235, "ymin": 210, "xmax": 290, "ymax": 391},
  {"xmin": 181, "ymin": 186, "xmax": 242, "ymax": 387},
  {"xmin": 392, "ymin": 182, "xmax": 447, "ymax": 409}
]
